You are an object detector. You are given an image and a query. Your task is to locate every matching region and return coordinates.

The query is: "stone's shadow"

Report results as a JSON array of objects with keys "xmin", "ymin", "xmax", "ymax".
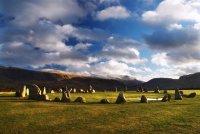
[
  {"xmin": 0, "ymin": 100, "xmax": 35, "ymax": 102},
  {"xmin": 0, "ymin": 96, "xmax": 34, "ymax": 102},
  {"xmin": 171, "ymin": 103, "xmax": 191, "ymax": 105},
  {"xmin": 0, "ymin": 96, "xmax": 16, "ymax": 98}
]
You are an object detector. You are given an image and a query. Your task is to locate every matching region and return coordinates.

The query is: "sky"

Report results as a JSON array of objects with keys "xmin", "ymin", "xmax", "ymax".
[{"xmin": 0, "ymin": 0, "xmax": 200, "ymax": 81}]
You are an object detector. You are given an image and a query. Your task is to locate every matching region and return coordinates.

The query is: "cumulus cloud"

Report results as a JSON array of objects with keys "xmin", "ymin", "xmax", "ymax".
[
  {"xmin": 147, "ymin": 27, "xmax": 200, "ymax": 78},
  {"xmin": 65, "ymin": 59, "xmax": 144, "ymax": 79},
  {"xmin": 0, "ymin": 41, "xmax": 92, "ymax": 68},
  {"xmin": 99, "ymin": 0, "xmax": 119, "ymax": 4},
  {"xmin": 96, "ymin": 6, "xmax": 130, "ymax": 20},
  {"xmin": 74, "ymin": 43, "xmax": 93, "ymax": 50},
  {"xmin": 0, "ymin": 0, "xmax": 86, "ymax": 26},
  {"xmin": 142, "ymin": 0, "xmax": 200, "ymax": 80},
  {"xmin": 0, "ymin": 19, "xmax": 102, "ymax": 68},
  {"xmin": 149, "ymin": 54, "xmax": 200, "ymax": 81},
  {"xmin": 167, "ymin": 23, "xmax": 183, "ymax": 30},
  {"xmin": 142, "ymin": 0, "xmax": 200, "ymax": 25},
  {"xmin": 99, "ymin": 36, "xmax": 147, "ymax": 64},
  {"xmin": 151, "ymin": 53, "xmax": 169, "ymax": 66},
  {"xmin": 150, "ymin": 44, "xmax": 200, "ymax": 81}
]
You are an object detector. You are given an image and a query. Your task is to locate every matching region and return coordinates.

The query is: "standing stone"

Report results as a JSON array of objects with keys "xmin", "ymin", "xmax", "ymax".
[
  {"xmin": 167, "ymin": 94, "xmax": 171, "ymax": 101},
  {"xmin": 89, "ymin": 85, "xmax": 92, "ymax": 92},
  {"xmin": 125, "ymin": 86, "xmax": 128, "ymax": 92},
  {"xmin": 136, "ymin": 89, "xmax": 140, "ymax": 92},
  {"xmin": 164, "ymin": 90, "xmax": 168, "ymax": 94},
  {"xmin": 91, "ymin": 89, "xmax": 96, "ymax": 94},
  {"xmin": 140, "ymin": 95, "xmax": 148, "ymax": 103},
  {"xmin": 179, "ymin": 91, "xmax": 184, "ymax": 95},
  {"xmin": 15, "ymin": 90, "xmax": 21, "ymax": 97},
  {"xmin": 26, "ymin": 88, "xmax": 29, "ymax": 96},
  {"xmin": 40, "ymin": 94, "xmax": 50, "ymax": 101},
  {"xmin": 42, "ymin": 87, "xmax": 47, "ymax": 95},
  {"xmin": 89, "ymin": 85, "xmax": 95, "ymax": 93},
  {"xmin": 74, "ymin": 96, "xmax": 86, "ymax": 103},
  {"xmin": 139, "ymin": 86, "xmax": 144, "ymax": 92},
  {"xmin": 100, "ymin": 99, "xmax": 110, "ymax": 104},
  {"xmin": 154, "ymin": 86, "xmax": 160, "ymax": 93},
  {"xmin": 115, "ymin": 87, "xmax": 118, "ymax": 92},
  {"xmin": 79, "ymin": 89, "xmax": 84, "ymax": 93},
  {"xmin": 161, "ymin": 94, "xmax": 168, "ymax": 102},
  {"xmin": 61, "ymin": 92, "xmax": 71, "ymax": 102},
  {"xmin": 115, "ymin": 92, "xmax": 126, "ymax": 104},
  {"xmin": 187, "ymin": 92, "xmax": 196, "ymax": 98},
  {"xmin": 72, "ymin": 88, "xmax": 76, "ymax": 93},
  {"xmin": 175, "ymin": 89, "xmax": 182, "ymax": 100},
  {"xmin": 58, "ymin": 89, "xmax": 63, "ymax": 93},
  {"xmin": 54, "ymin": 97, "xmax": 61, "ymax": 102},
  {"xmin": 144, "ymin": 89, "xmax": 148, "ymax": 92},
  {"xmin": 28, "ymin": 84, "xmax": 42, "ymax": 100},
  {"xmin": 21, "ymin": 85, "xmax": 27, "ymax": 98}
]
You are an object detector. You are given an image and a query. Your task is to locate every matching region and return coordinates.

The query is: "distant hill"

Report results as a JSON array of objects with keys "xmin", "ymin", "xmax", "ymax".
[
  {"xmin": 0, "ymin": 66, "xmax": 199, "ymax": 91},
  {"xmin": 138, "ymin": 73, "xmax": 200, "ymax": 90},
  {"xmin": 0, "ymin": 66, "xmax": 142, "ymax": 91}
]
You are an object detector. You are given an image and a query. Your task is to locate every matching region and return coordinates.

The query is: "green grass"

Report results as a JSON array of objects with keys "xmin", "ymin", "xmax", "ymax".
[{"xmin": 0, "ymin": 90, "xmax": 200, "ymax": 134}]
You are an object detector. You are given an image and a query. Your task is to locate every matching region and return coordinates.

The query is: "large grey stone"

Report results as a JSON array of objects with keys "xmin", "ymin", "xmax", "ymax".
[
  {"xmin": 140, "ymin": 95, "xmax": 148, "ymax": 103},
  {"xmin": 61, "ymin": 92, "xmax": 71, "ymax": 102},
  {"xmin": 28, "ymin": 84, "xmax": 42, "ymax": 100},
  {"xmin": 74, "ymin": 96, "xmax": 86, "ymax": 103},
  {"xmin": 187, "ymin": 92, "xmax": 196, "ymax": 98},
  {"xmin": 175, "ymin": 89, "xmax": 182, "ymax": 100},
  {"xmin": 115, "ymin": 92, "xmax": 126, "ymax": 104},
  {"xmin": 100, "ymin": 99, "xmax": 110, "ymax": 104},
  {"xmin": 54, "ymin": 97, "xmax": 61, "ymax": 102}
]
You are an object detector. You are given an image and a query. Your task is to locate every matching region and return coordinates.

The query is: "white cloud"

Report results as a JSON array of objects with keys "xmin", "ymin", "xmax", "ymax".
[
  {"xmin": 167, "ymin": 23, "xmax": 183, "ymax": 30},
  {"xmin": 149, "ymin": 50, "xmax": 200, "ymax": 81},
  {"xmin": 0, "ymin": 19, "xmax": 103, "ymax": 68},
  {"xmin": 99, "ymin": 0, "xmax": 119, "ymax": 4},
  {"xmin": 0, "ymin": 41, "xmax": 92, "ymax": 68},
  {"xmin": 1, "ymin": 0, "xmax": 86, "ymax": 26},
  {"xmin": 66, "ymin": 59, "xmax": 141, "ymax": 79},
  {"xmin": 75, "ymin": 43, "xmax": 92, "ymax": 50},
  {"xmin": 96, "ymin": 6, "xmax": 130, "ymax": 20},
  {"xmin": 151, "ymin": 53, "xmax": 169, "ymax": 66},
  {"xmin": 99, "ymin": 36, "xmax": 147, "ymax": 64},
  {"xmin": 194, "ymin": 23, "xmax": 200, "ymax": 29},
  {"xmin": 142, "ymin": 0, "xmax": 200, "ymax": 25}
]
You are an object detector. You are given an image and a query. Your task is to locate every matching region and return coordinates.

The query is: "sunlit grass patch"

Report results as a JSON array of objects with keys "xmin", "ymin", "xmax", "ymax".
[{"xmin": 0, "ymin": 90, "xmax": 199, "ymax": 134}]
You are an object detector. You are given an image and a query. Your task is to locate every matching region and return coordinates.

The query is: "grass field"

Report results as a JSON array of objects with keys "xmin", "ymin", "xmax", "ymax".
[{"xmin": 0, "ymin": 90, "xmax": 200, "ymax": 134}]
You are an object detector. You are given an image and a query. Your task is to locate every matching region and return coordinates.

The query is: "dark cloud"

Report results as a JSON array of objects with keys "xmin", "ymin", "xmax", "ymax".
[
  {"xmin": 144, "ymin": 28, "xmax": 200, "ymax": 50},
  {"xmin": 167, "ymin": 50, "xmax": 200, "ymax": 63}
]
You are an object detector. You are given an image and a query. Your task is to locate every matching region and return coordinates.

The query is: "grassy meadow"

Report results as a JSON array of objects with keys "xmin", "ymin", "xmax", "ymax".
[{"xmin": 0, "ymin": 90, "xmax": 200, "ymax": 134}]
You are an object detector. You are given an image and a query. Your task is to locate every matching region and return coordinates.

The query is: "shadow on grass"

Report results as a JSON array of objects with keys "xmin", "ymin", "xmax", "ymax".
[{"xmin": 171, "ymin": 103, "xmax": 191, "ymax": 105}]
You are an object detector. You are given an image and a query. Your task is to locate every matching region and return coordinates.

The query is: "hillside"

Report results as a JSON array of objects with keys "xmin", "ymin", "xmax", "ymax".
[
  {"xmin": 0, "ymin": 66, "xmax": 199, "ymax": 91},
  {"xmin": 139, "ymin": 73, "xmax": 200, "ymax": 90},
  {"xmin": 0, "ymin": 66, "xmax": 142, "ymax": 91}
]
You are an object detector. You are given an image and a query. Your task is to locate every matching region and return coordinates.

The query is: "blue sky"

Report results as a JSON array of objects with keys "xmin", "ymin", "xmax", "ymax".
[{"xmin": 0, "ymin": 0, "xmax": 200, "ymax": 81}]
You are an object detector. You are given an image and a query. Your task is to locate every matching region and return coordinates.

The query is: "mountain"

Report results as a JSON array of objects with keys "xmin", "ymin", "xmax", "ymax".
[
  {"xmin": 0, "ymin": 66, "xmax": 199, "ymax": 91},
  {"xmin": 0, "ymin": 66, "xmax": 142, "ymax": 91},
  {"xmin": 138, "ymin": 73, "xmax": 200, "ymax": 90}
]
